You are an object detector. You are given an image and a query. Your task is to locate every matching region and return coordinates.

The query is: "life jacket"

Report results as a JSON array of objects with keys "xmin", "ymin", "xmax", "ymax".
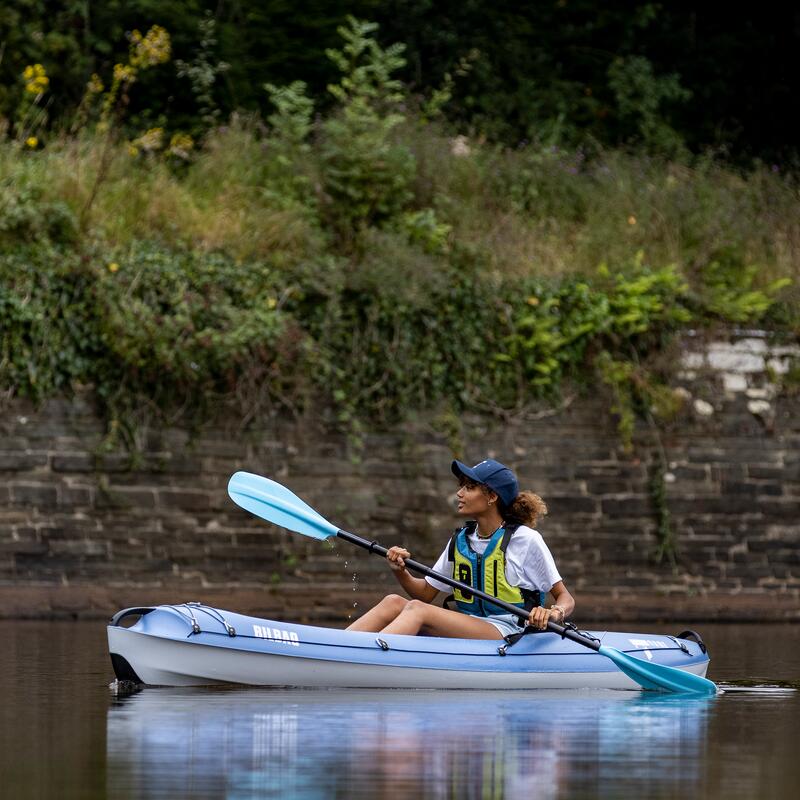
[{"xmin": 448, "ymin": 521, "xmax": 544, "ymax": 617}]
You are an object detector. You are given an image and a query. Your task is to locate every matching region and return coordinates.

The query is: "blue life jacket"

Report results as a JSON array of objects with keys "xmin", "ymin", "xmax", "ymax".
[{"xmin": 448, "ymin": 521, "xmax": 544, "ymax": 617}]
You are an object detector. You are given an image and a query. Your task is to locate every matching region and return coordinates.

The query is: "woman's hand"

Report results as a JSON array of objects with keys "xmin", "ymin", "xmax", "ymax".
[
  {"xmin": 386, "ymin": 546, "xmax": 411, "ymax": 572},
  {"xmin": 527, "ymin": 604, "xmax": 565, "ymax": 630}
]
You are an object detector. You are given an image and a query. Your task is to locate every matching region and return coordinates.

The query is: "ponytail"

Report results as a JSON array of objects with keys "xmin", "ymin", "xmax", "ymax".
[{"xmin": 499, "ymin": 490, "xmax": 548, "ymax": 528}]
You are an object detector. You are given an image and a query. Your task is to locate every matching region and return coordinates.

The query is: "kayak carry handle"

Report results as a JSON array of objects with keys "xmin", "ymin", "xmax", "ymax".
[
  {"xmin": 677, "ymin": 629, "xmax": 707, "ymax": 654},
  {"xmin": 109, "ymin": 607, "xmax": 156, "ymax": 627}
]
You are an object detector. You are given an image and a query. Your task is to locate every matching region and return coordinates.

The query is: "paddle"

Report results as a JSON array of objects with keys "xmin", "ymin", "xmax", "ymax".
[{"xmin": 227, "ymin": 471, "xmax": 717, "ymax": 695}]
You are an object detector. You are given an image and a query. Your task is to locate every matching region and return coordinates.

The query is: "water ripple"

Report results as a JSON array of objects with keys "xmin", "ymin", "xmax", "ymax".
[{"xmin": 718, "ymin": 680, "xmax": 800, "ymax": 694}]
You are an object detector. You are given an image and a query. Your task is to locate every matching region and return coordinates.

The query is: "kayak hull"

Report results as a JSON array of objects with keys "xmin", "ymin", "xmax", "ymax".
[{"xmin": 107, "ymin": 603, "xmax": 711, "ymax": 690}]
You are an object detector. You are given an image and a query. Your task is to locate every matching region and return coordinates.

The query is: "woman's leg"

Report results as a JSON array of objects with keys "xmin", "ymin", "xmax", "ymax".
[
  {"xmin": 380, "ymin": 600, "xmax": 501, "ymax": 639},
  {"xmin": 346, "ymin": 594, "xmax": 409, "ymax": 632}
]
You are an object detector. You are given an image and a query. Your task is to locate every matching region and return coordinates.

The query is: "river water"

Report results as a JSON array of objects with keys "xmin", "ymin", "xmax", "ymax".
[{"xmin": 0, "ymin": 621, "xmax": 798, "ymax": 799}]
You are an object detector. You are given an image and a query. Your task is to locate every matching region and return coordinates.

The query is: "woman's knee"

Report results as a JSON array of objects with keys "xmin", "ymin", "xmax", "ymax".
[
  {"xmin": 380, "ymin": 594, "xmax": 409, "ymax": 614},
  {"xmin": 402, "ymin": 599, "xmax": 428, "ymax": 615}
]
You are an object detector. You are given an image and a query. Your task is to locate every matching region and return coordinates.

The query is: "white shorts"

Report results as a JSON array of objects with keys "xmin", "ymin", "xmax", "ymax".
[{"xmin": 473, "ymin": 613, "xmax": 525, "ymax": 638}]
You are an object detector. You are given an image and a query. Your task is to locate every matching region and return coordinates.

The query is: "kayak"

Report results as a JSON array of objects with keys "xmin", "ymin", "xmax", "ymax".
[{"xmin": 107, "ymin": 602, "xmax": 711, "ymax": 690}]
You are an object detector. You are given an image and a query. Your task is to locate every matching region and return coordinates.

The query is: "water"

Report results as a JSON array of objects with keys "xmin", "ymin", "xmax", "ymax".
[{"xmin": 1, "ymin": 621, "xmax": 798, "ymax": 799}]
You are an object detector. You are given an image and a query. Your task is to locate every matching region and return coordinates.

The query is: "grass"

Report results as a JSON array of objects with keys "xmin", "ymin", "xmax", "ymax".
[
  {"xmin": 3, "ymin": 118, "xmax": 798, "ymax": 303},
  {"xmin": 411, "ymin": 131, "xmax": 800, "ymax": 289}
]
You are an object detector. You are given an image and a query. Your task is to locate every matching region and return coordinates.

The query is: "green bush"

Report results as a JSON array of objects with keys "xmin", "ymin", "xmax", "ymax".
[
  {"xmin": 0, "ymin": 18, "xmax": 797, "ymax": 443},
  {"xmin": 0, "ymin": 242, "xmax": 307, "ymax": 442},
  {"xmin": 0, "ymin": 247, "xmax": 96, "ymax": 402},
  {"xmin": 0, "ymin": 182, "xmax": 78, "ymax": 246},
  {"xmin": 694, "ymin": 249, "xmax": 792, "ymax": 323},
  {"xmin": 319, "ymin": 18, "xmax": 416, "ymax": 234}
]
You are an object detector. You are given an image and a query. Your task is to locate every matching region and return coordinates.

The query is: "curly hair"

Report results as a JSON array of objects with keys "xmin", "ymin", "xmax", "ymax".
[{"xmin": 498, "ymin": 490, "xmax": 548, "ymax": 527}]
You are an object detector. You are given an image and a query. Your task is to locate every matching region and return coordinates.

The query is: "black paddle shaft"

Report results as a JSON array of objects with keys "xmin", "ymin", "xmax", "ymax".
[{"xmin": 335, "ymin": 529, "xmax": 600, "ymax": 652}]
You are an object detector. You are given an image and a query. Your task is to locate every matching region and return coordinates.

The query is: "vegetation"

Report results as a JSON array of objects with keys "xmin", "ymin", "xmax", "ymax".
[
  {"xmin": 2, "ymin": 2, "xmax": 798, "ymax": 162},
  {"xmin": 1, "ymin": 17, "xmax": 797, "ymax": 453}
]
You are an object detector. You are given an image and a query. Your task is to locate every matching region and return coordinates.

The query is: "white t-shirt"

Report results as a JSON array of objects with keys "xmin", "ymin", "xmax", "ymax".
[{"xmin": 425, "ymin": 524, "xmax": 562, "ymax": 595}]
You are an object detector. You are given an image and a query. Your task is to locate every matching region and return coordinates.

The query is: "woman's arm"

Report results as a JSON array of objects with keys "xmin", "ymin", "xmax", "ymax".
[
  {"xmin": 387, "ymin": 546, "xmax": 440, "ymax": 603},
  {"xmin": 528, "ymin": 580, "xmax": 575, "ymax": 630},
  {"xmin": 549, "ymin": 580, "xmax": 575, "ymax": 620}
]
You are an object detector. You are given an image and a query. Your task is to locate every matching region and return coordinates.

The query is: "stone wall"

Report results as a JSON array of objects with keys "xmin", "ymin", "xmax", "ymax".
[{"xmin": 1, "ymin": 333, "xmax": 798, "ymax": 622}]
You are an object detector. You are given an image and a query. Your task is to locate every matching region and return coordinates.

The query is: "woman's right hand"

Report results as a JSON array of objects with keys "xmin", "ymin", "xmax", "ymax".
[{"xmin": 386, "ymin": 546, "xmax": 411, "ymax": 572}]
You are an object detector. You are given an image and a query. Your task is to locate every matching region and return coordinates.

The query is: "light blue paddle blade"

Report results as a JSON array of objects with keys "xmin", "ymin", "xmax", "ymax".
[
  {"xmin": 227, "ymin": 472, "xmax": 338, "ymax": 540},
  {"xmin": 599, "ymin": 645, "xmax": 717, "ymax": 695}
]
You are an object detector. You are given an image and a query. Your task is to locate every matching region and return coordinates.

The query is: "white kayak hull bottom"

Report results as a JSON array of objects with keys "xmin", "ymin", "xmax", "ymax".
[{"xmin": 107, "ymin": 605, "xmax": 711, "ymax": 691}]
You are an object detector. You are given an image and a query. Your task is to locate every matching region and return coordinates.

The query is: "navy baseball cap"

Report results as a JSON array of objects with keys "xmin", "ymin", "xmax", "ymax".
[{"xmin": 451, "ymin": 458, "xmax": 519, "ymax": 506}]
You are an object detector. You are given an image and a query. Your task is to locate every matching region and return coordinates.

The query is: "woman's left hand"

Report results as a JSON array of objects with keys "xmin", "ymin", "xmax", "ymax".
[{"xmin": 527, "ymin": 605, "xmax": 564, "ymax": 630}]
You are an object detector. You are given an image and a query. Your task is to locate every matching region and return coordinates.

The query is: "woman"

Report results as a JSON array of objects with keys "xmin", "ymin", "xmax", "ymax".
[{"xmin": 347, "ymin": 458, "xmax": 575, "ymax": 639}]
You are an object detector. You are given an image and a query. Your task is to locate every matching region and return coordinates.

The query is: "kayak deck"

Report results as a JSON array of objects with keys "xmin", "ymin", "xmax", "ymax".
[{"xmin": 107, "ymin": 603, "xmax": 710, "ymax": 690}]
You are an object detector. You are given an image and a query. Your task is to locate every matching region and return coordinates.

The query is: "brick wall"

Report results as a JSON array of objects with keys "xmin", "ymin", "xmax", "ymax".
[{"xmin": 1, "ymin": 333, "xmax": 798, "ymax": 622}]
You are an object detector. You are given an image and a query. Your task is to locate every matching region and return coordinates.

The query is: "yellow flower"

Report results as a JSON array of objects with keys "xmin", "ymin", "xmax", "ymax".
[
  {"xmin": 22, "ymin": 63, "xmax": 49, "ymax": 94},
  {"xmin": 107, "ymin": 262, "xmax": 120, "ymax": 273},
  {"xmin": 131, "ymin": 25, "xmax": 171, "ymax": 69},
  {"xmin": 113, "ymin": 63, "xmax": 136, "ymax": 84},
  {"xmin": 627, "ymin": 215, "xmax": 637, "ymax": 225},
  {"xmin": 86, "ymin": 73, "xmax": 104, "ymax": 94},
  {"xmin": 25, "ymin": 136, "xmax": 38, "ymax": 149},
  {"xmin": 167, "ymin": 132, "xmax": 194, "ymax": 160},
  {"xmin": 131, "ymin": 127, "xmax": 164, "ymax": 152},
  {"xmin": 127, "ymin": 144, "xmax": 139, "ymax": 157},
  {"xmin": 267, "ymin": 297, "xmax": 278, "ymax": 309},
  {"xmin": 526, "ymin": 296, "xmax": 540, "ymax": 306}
]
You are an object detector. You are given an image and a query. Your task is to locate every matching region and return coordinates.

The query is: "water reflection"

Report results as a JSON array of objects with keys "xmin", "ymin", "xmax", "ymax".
[{"xmin": 107, "ymin": 688, "xmax": 713, "ymax": 799}]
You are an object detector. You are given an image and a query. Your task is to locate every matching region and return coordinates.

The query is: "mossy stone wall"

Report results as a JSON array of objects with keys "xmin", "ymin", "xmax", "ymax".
[{"xmin": 1, "ymin": 335, "xmax": 798, "ymax": 622}]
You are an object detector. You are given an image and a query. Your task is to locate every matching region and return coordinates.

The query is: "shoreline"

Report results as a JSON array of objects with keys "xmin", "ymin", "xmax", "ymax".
[{"xmin": 1, "ymin": 585, "xmax": 797, "ymax": 623}]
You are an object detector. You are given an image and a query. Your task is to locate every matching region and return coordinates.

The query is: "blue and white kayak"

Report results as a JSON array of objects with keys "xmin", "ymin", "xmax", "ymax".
[{"xmin": 108, "ymin": 603, "xmax": 711, "ymax": 690}]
